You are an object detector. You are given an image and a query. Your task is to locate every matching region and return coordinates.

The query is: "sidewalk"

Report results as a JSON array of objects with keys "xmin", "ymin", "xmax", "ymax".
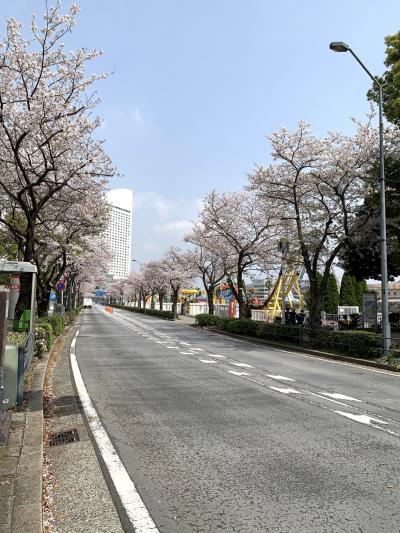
[
  {"xmin": 0, "ymin": 350, "xmax": 47, "ymax": 532},
  {"xmin": 43, "ymin": 326, "xmax": 123, "ymax": 532},
  {"xmin": 0, "ymin": 322, "xmax": 124, "ymax": 533},
  {"xmin": 176, "ymin": 315, "xmax": 196, "ymax": 326}
]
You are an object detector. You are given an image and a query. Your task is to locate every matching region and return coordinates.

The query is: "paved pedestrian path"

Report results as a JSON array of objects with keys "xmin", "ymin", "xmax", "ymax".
[{"xmin": 43, "ymin": 326, "xmax": 123, "ymax": 532}]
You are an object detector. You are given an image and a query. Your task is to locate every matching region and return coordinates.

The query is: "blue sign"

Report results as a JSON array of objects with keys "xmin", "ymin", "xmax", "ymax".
[
  {"xmin": 95, "ymin": 290, "xmax": 106, "ymax": 297},
  {"xmin": 50, "ymin": 291, "xmax": 57, "ymax": 301}
]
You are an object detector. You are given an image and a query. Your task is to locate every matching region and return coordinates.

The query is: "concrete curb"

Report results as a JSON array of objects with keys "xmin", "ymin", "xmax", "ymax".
[{"xmin": 202, "ymin": 327, "xmax": 400, "ymax": 373}]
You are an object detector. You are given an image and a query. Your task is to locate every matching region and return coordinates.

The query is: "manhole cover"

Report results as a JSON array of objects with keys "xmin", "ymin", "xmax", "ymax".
[{"xmin": 49, "ymin": 428, "xmax": 80, "ymax": 446}]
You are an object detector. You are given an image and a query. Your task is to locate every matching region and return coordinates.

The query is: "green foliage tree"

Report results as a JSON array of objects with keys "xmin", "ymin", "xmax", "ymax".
[
  {"xmin": 354, "ymin": 278, "xmax": 368, "ymax": 309},
  {"xmin": 368, "ymin": 31, "xmax": 400, "ymax": 125},
  {"xmin": 340, "ymin": 156, "xmax": 400, "ymax": 279},
  {"xmin": 324, "ymin": 273, "xmax": 340, "ymax": 314},
  {"xmin": 340, "ymin": 273, "xmax": 357, "ymax": 306},
  {"xmin": 342, "ymin": 31, "xmax": 400, "ymax": 280}
]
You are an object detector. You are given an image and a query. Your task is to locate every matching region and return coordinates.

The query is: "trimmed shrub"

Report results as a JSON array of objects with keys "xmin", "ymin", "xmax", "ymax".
[
  {"xmin": 211, "ymin": 316, "xmax": 384, "ymax": 360},
  {"xmin": 35, "ymin": 321, "xmax": 53, "ymax": 353},
  {"xmin": 110, "ymin": 305, "xmax": 174, "ymax": 320},
  {"xmin": 51, "ymin": 314, "xmax": 64, "ymax": 336},
  {"xmin": 196, "ymin": 314, "xmax": 219, "ymax": 327}
]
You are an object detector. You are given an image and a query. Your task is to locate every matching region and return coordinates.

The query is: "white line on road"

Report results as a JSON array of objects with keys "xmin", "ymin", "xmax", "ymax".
[
  {"xmin": 334, "ymin": 411, "xmax": 388, "ymax": 426},
  {"xmin": 231, "ymin": 362, "xmax": 254, "ymax": 368},
  {"xmin": 322, "ymin": 393, "xmax": 363, "ymax": 402},
  {"xmin": 228, "ymin": 370, "xmax": 251, "ymax": 376},
  {"xmin": 269, "ymin": 387, "xmax": 300, "ymax": 395},
  {"xmin": 70, "ymin": 329, "xmax": 159, "ymax": 533},
  {"xmin": 266, "ymin": 374, "xmax": 295, "ymax": 381},
  {"xmin": 199, "ymin": 359, "xmax": 218, "ymax": 364},
  {"xmin": 205, "ymin": 354, "xmax": 225, "ymax": 358},
  {"xmin": 179, "ymin": 351, "xmax": 195, "ymax": 355}
]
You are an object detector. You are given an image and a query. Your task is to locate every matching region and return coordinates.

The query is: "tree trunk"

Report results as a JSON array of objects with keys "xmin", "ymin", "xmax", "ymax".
[
  {"xmin": 207, "ymin": 288, "xmax": 215, "ymax": 315},
  {"xmin": 15, "ymin": 226, "xmax": 35, "ymax": 320},
  {"xmin": 308, "ymin": 279, "xmax": 324, "ymax": 329},
  {"xmin": 37, "ymin": 280, "xmax": 53, "ymax": 317},
  {"xmin": 172, "ymin": 289, "xmax": 179, "ymax": 319},
  {"xmin": 159, "ymin": 293, "xmax": 164, "ymax": 311}
]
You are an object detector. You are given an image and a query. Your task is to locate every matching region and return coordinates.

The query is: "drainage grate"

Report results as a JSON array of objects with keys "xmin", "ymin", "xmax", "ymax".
[{"xmin": 49, "ymin": 428, "xmax": 80, "ymax": 446}]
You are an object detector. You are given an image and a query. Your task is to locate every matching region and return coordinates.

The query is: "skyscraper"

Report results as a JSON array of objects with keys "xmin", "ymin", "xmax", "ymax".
[{"xmin": 104, "ymin": 188, "xmax": 133, "ymax": 279}]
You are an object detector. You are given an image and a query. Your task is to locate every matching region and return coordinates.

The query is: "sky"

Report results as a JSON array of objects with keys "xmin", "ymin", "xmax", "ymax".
[{"xmin": 2, "ymin": 0, "xmax": 400, "ymax": 267}]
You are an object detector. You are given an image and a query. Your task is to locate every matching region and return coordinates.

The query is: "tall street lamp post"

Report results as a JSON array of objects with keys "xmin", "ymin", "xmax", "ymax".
[{"xmin": 330, "ymin": 41, "xmax": 391, "ymax": 355}]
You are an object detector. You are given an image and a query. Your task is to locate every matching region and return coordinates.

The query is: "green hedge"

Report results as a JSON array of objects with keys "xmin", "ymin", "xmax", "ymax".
[
  {"xmin": 111, "ymin": 304, "xmax": 174, "ymax": 320},
  {"xmin": 309, "ymin": 329, "xmax": 382, "ymax": 359},
  {"xmin": 196, "ymin": 313, "xmax": 219, "ymax": 327},
  {"xmin": 195, "ymin": 314, "xmax": 390, "ymax": 360},
  {"xmin": 35, "ymin": 306, "xmax": 82, "ymax": 356}
]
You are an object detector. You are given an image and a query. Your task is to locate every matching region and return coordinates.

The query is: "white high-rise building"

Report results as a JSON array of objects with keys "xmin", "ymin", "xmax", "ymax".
[{"xmin": 104, "ymin": 188, "xmax": 133, "ymax": 279}]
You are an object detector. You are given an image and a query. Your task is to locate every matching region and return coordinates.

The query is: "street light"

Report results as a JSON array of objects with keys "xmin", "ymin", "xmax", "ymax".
[{"xmin": 330, "ymin": 41, "xmax": 391, "ymax": 355}]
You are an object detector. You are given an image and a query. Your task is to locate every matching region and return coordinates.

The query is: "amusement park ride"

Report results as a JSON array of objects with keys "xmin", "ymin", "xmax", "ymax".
[{"xmin": 260, "ymin": 266, "xmax": 305, "ymax": 322}]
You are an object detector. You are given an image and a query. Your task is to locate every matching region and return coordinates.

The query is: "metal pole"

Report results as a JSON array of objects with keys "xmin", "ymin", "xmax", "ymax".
[
  {"xmin": 378, "ymin": 85, "xmax": 391, "ymax": 354},
  {"xmin": 345, "ymin": 48, "xmax": 391, "ymax": 355},
  {"xmin": 281, "ymin": 256, "xmax": 286, "ymax": 325},
  {"xmin": 0, "ymin": 292, "xmax": 7, "ymax": 406}
]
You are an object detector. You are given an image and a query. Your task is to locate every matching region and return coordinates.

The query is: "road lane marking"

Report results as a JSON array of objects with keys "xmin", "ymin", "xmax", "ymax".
[
  {"xmin": 179, "ymin": 351, "xmax": 196, "ymax": 355},
  {"xmin": 266, "ymin": 374, "xmax": 295, "ymax": 381},
  {"xmin": 205, "ymin": 354, "xmax": 225, "ymax": 358},
  {"xmin": 228, "ymin": 371, "xmax": 251, "ymax": 376},
  {"xmin": 322, "ymin": 393, "xmax": 363, "ymax": 402},
  {"xmin": 334, "ymin": 411, "xmax": 388, "ymax": 426},
  {"xmin": 70, "ymin": 329, "xmax": 159, "ymax": 533},
  {"xmin": 179, "ymin": 342, "xmax": 192, "ymax": 346},
  {"xmin": 231, "ymin": 362, "xmax": 254, "ymax": 368},
  {"xmin": 269, "ymin": 387, "xmax": 300, "ymax": 395},
  {"xmin": 199, "ymin": 359, "xmax": 218, "ymax": 364}
]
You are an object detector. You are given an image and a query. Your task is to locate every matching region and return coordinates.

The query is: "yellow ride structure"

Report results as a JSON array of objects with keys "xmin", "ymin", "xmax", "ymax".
[{"xmin": 262, "ymin": 263, "xmax": 305, "ymax": 322}]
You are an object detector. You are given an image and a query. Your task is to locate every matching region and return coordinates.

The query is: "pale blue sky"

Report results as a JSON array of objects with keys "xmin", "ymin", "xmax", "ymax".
[{"xmin": 2, "ymin": 1, "xmax": 400, "ymax": 264}]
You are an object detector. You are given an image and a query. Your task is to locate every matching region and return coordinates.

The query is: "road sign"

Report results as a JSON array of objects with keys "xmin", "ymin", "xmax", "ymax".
[
  {"xmin": 95, "ymin": 290, "xmax": 106, "ymax": 297},
  {"xmin": 50, "ymin": 291, "xmax": 56, "ymax": 301}
]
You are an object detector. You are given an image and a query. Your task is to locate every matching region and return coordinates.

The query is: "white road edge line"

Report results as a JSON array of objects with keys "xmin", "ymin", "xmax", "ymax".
[{"xmin": 70, "ymin": 328, "xmax": 159, "ymax": 533}]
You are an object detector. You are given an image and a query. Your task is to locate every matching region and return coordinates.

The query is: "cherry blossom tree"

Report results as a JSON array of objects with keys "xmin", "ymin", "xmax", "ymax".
[
  {"xmin": 184, "ymin": 224, "xmax": 227, "ymax": 315},
  {"xmin": 249, "ymin": 120, "xmax": 377, "ymax": 328},
  {"xmin": 161, "ymin": 248, "xmax": 195, "ymax": 319},
  {"xmin": 197, "ymin": 190, "xmax": 278, "ymax": 318},
  {"xmin": 0, "ymin": 1, "xmax": 115, "ymax": 315},
  {"xmin": 65, "ymin": 237, "xmax": 111, "ymax": 309},
  {"xmin": 143, "ymin": 260, "xmax": 169, "ymax": 310}
]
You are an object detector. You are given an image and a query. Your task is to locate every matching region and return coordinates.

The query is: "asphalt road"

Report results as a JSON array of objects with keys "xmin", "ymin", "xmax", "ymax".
[{"xmin": 75, "ymin": 306, "xmax": 400, "ymax": 532}]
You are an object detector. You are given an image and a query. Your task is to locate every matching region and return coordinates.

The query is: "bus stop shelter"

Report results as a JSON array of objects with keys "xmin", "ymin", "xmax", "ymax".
[{"xmin": 0, "ymin": 261, "xmax": 37, "ymax": 408}]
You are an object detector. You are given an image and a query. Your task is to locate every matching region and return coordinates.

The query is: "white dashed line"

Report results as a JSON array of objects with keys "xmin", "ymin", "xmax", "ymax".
[
  {"xmin": 266, "ymin": 374, "xmax": 295, "ymax": 381},
  {"xmin": 231, "ymin": 362, "xmax": 254, "ymax": 368},
  {"xmin": 322, "ymin": 393, "xmax": 363, "ymax": 402},
  {"xmin": 199, "ymin": 359, "xmax": 218, "ymax": 364},
  {"xmin": 334, "ymin": 411, "xmax": 388, "ymax": 426},
  {"xmin": 179, "ymin": 351, "xmax": 195, "ymax": 355},
  {"xmin": 205, "ymin": 354, "xmax": 225, "ymax": 359},
  {"xmin": 269, "ymin": 387, "xmax": 300, "ymax": 395},
  {"xmin": 228, "ymin": 371, "xmax": 251, "ymax": 376}
]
